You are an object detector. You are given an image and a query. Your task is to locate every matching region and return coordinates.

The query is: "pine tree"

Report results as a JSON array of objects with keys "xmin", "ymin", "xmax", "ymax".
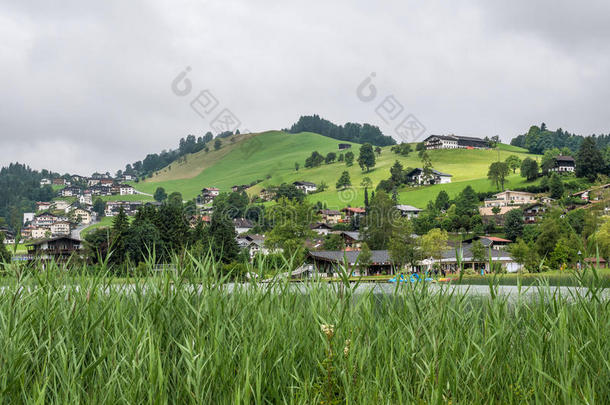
[
  {"xmin": 111, "ymin": 208, "xmax": 130, "ymax": 263},
  {"xmin": 576, "ymin": 137, "xmax": 605, "ymax": 181}
]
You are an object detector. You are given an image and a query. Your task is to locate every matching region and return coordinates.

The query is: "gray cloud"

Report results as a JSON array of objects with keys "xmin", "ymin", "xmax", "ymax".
[{"xmin": 1, "ymin": 0, "xmax": 610, "ymax": 174}]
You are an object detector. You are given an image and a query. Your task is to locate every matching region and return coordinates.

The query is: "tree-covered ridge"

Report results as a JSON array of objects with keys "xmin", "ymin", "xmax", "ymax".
[
  {"xmin": 510, "ymin": 123, "xmax": 610, "ymax": 154},
  {"xmin": 125, "ymin": 132, "xmax": 218, "ymax": 179},
  {"xmin": 0, "ymin": 163, "xmax": 57, "ymax": 231},
  {"xmin": 288, "ymin": 115, "xmax": 396, "ymax": 146}
]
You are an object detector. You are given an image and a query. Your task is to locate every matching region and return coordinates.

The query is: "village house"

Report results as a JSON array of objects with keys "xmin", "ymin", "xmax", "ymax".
[
  {"xmin": 54, "ymin": 200, "xmax": 71, "ymax": 212},
  {"xmin": 310, "ymin": 223, "xmax": 333, "ymax": 235},
  {"xmin": 87, "ymin": 178, "xmax": 101, "ymax": 187},
  {"xmin": 293, "ymin": 181, "xmax": 317, "ymax": 194},
  {"xmin": 338, "ymin": 143, "xmax": 352, "ymax": 150},
  {"xmin": 395, "ymin": 204, "xmax": 422, "ymax": 219},
  {"xmin": 26, "ymin": 236, "xmax": 82, "ymax": 261},
  {"xmin": 104, "ymin": 201, "xmax": 142, "ymax": 217},
  {"xmin": 50, "ymin": 221, "xmax": 71, "ymax": 236},
  {"xmin": 79, "ymin": 194, "xmax": 93, "ymax": 206},
  {"xmin": 317, "ymin": 209, "xmax": 342, "ymax": 224},
  {"xmin": 551, "ymin": 156, "xmax": 575, "ymax": 173},
  {"xmin": 53, "ymin": 178, "xmax": 66, "ymax": 186},
  {"xmin": 341, "ymin": 207, "xmax": 365, "ymax": 219},
  {"xmin": 119, "ymin": 184, "xmax": 135, "ymax": 195},
  {"xmin": 36, "ymin": 201, "xmax": 52, "ymax": 211},
  {"xmin": 31, "ymin": 227, "xmax": 49, "ymax": 239},
  {"xmin": 72, "ymin": 208, "xmax": 93, "ymax": 225},
  {"xmin": 484, "ymin": 190, "xmax": 537, "ymax": 207},
  {"xmin": 71, "ymin": 175, "xmax": 85, "ymax": 183},
  {"xmin": 463, "ymin": 236, "xmax": 512, "ymax": 251},
  {"xmin": 233, "ymin": 218, "xmax": 254, "ymax": 234},
  {"xmin": 307, "ymin": 250, "xmax": 394, "ymax": 277},
  {"xmin": 231, "ymin": 185, "xmax": 249, "ymax": 193},
  {"xmin": 258, "ymin": 188, "xmax": 276, "ymax": 202},
  {"xmin": 23, "ymin": 212, "xmax": 35, "ymax": 224},
  {"xmin": 60, "ymin": 186, "xmax": 81, "ymax": 197},
  {"xmin": 478, "ymin": 206, "xmax": 520, "ymax": 218},
  {"xmin": 523, "ymin": 202, "xmax": 548, "ymax": 224},
  {"xmin": 200, "ymin": 187, "xmax": 220, "ymax": 204},
  {"xmin": 406, "ymin": 168, "xmax": 452, "ymax": 185},
  {"xmin": 34, "ymin": 213, "xmax": 59, "ymax": 227},
  {"xmin": 339, "ymin": 231, "xmax": 362, "ymax": 249},
  {"xmin": 100, "ymin": 179, "xmax": 114, "ymax": 188},
  {"xmin": 40, "ymin": 178, "xmax": 51, "ymax": 186},
  {"xmin": 423, "ymin": 135, "xmax": 488, "ymax": 150},
  {"xmin": 414, "ymin": 244, "xmax": 522, "ymax": 274},
  {"xmin": 236, "ymin": 234, "xmax": 276, "ymax": 259}
]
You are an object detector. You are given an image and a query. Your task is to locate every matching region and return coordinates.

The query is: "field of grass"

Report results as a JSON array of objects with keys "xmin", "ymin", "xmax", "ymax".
[
  {"xmin": 80, "ymin": 216, "xmax": 115, "ymax": 237},
  {"xmin": 133, "ymin": 131, "xmax": 540, "ymax": 209},
  {"xmin": 0, "ymin": 258, "xmax": 607, "ymax": 403}
]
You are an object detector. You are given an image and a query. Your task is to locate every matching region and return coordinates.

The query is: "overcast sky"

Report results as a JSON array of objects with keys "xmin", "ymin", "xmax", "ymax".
[{"xmin": 2, "ymin": 0, "xmax": 610, "ymax": 175}]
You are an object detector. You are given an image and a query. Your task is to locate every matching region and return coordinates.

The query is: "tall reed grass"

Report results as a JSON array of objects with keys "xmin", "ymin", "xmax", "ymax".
[{"xmin": 0, "ymin": 256, "xmax": 608, "ymax": 403}]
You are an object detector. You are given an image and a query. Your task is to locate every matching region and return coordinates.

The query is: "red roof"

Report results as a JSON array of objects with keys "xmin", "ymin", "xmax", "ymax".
[{"xmin": 342, "ymin": 207, "xmax": 365, "ymax": 214}]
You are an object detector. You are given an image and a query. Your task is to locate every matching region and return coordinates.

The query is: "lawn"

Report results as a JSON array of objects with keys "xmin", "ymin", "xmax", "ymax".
[
  {"xmin": 133, "ymin": 130, "xmax": 540, "ymax": 209},
  {"xmin": 80, "ymin": 216, "xmax": 115, "ymax": 237},
  {"xmin": 0, "ymin": 260, "xmax": 607, "ymax": 403}
]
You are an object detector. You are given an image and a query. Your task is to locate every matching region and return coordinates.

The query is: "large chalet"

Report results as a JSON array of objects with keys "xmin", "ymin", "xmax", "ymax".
[{"xmin": 423, "ymin": 135, "xmax": 489, "ymax": 150}]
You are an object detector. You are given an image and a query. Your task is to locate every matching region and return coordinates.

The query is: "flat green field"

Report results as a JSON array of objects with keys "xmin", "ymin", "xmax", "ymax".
[{"xmin": 133, "ymin": 131, "xmax": 540, "ymax": 209}]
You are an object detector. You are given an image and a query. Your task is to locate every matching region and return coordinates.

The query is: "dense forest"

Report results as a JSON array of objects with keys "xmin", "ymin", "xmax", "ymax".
[
  {"xmin": 0, "ymin": 163, "xmax": 57, "ymax": 231},
  {"xmin": 511, "ymin": 123, "xmax": 610, "ymax": 154},
  {"xmin": 288, "ymin": 115, "xmax": 396, "ymax": 146}
]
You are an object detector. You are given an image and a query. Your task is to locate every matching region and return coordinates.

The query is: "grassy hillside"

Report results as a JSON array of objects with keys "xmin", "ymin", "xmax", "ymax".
[{"xmin": 133, "ymin": 131, "xmax": 541, "ymax": 209}]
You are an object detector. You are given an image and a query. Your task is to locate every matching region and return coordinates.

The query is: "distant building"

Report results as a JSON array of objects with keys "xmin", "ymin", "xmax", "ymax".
[
  {"xmin": 54, "ymin": 200, "xmax": 71, "ymax": 212},
  {"xmin": 60, "ymin": 186, "xmax": 81, "ymax": 197},
  {"xmin": 40, "ymin": 178, "xmax": 51, "ymax": 186},
  {"xmin": 317, "ymin": 209, "xmax": 342, "ymax": 224},
  {"xmin": 23, "ymin": 212, "xmax": 35, "ymax": 224},
  {"xmin": 79, "ymin": 194, "xmax": 93, "ymax": 206},
  {"xmin": 201, "ymin": 187, "xmax": 220, "ymax": 204},
  {"xmin": 233, "ymin": 218, "xmax": 254, "ymax": 234},
  {"xmin": 231, "ymin": 185, "xmax": 249, "ymax": 193},
  {"xmin": 341, "ymin": 207, "xmax": 365, "ymax": 219},
  {"xmin": 119, "ymin": 184, "xmax": 135, "ymax": 195},
  {"xmin": 395, "ymin": 205, "xmax": 422, "ymax": 219},
  {"xmin": 523, "ymin": 202, "xmax": 548, "ymax": 224},
  {"xmin": 551, "ymin": 156, "xmax": 575, "ymax": 173},
  {"xmin": 484, "ymin": 190, "xmax": 536, "ymax": 207},
  {"xmin": 338, "ymin": 143, "xmax": 352, "ymax": 150},
  {"xmin": 72, "ymin": 208, "xmax": 93, "ymax": 225},
  {"xmin": 293, "ymin": 181, "xmax": 317, "ymax": 194},
  {"xmin": 50, "ymin": 221, "xmax": 71, "ymax": 236},
  {"xmin": 339, "ymin": 231, "xmax": 362, "ymax": 249},
  {"xmin": 423, "ymin": 135, "xmax": 488, "ymax": 150},
  {"xmin": 258, "ymin": 188, "xmax": 276, "ymax": 202},
  {"xmin": 53, "ymin": 178, "xmax": 66, "ymax": 186},
  {"xmin": 31, "ymin": 227, "xmax": 49, "ymax": 239},
  {"xmin": 308, "ymin": 250, "xmax": 394, "ymax": 277},
  {"xmin": 310, "ymin": 223, "xmax": 333, "ymax": 235},
  {"xmin": 36, "ymin": 201, "xmax": 52, "ymax": 212},
  {"xmin": 405, "ymin": 168, "xmax": 452, "ymax": 185}
]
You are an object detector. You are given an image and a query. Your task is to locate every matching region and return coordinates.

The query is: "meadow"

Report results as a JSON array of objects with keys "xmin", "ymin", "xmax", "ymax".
[
  {"xmin": 133, "ymin": 131, "xmax": 540, "ymax": 209},
  {"xmin": 0, "ymin": 258, "xmax": 607, "ymax": 403}
]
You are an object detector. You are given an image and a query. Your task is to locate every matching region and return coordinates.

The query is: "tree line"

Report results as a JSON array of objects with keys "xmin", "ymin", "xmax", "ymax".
[
  {"xmin": 288, "ymin": 115, "xmax": 396, "ymax": 146},
  {"xmin": 510, "ymin": 123, "xmax": 610, "ymax": 155},
  {"xmin": 0, "ymin": 163, "xmax": 57, "ymax": 231}
]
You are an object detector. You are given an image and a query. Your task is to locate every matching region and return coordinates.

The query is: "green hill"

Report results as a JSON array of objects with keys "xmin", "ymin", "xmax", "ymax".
[{"xmin": 133, "ymin": 131, "xmax": 540, "ymax": 209}]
